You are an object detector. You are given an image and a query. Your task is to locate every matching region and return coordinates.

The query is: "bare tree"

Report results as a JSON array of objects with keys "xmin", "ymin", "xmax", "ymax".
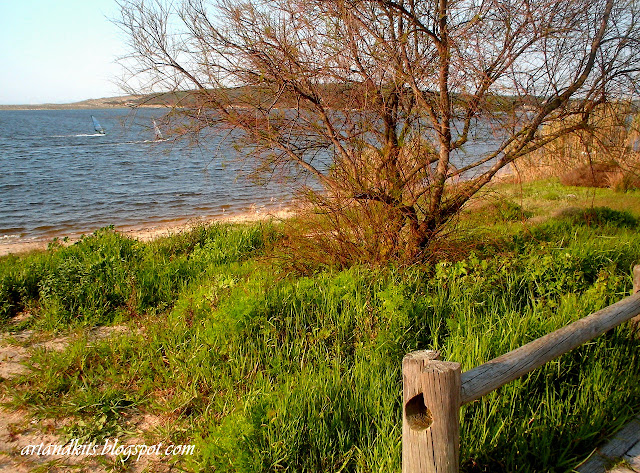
[{"xmin": 117, "ymin": 0, "xmax": 640, "ymax": 264}]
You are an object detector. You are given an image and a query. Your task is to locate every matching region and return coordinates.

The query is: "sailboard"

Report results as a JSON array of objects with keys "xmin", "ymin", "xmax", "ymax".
[
  {"xmin": 153, "ymin": 119, "xmax": 163, "ymax": 140},
  {"xmin": 91, "ymin": 115, "xmax": 106, "ymax": 135}
]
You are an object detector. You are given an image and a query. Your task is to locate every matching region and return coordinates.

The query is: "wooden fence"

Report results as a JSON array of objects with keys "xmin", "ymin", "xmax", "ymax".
[{"xmin": 402, "ymin": 265, "xmax": 640, "ymax": 473}]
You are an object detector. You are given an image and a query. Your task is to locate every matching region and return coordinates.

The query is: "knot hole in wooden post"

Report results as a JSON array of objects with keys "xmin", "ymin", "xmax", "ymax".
[
  {"xmin": 405, "ymin": 392, "xmax": 433, "ymax": 430},
  {"xmin": 402, "ymin": 349, "xmax": 461, "ymax": 473}
]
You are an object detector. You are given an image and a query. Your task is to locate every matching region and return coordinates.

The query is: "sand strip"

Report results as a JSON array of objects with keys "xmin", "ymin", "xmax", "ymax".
[{"xmin": 0, "ymin": 208, "xmax": 294, "ymax": 257}]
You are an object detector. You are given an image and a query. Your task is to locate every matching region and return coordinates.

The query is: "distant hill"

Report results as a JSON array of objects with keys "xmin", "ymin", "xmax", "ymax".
[
  {"xmin": 0, "ymin": 88, "xmax": 314, "ymax": 111},
  {"xmin": 3, "ymin": 87, "xmax": 608, "ymax": 113},
  {"xmin": 0, "ymin": 94, "xmax": 163, "ymax": 110}
]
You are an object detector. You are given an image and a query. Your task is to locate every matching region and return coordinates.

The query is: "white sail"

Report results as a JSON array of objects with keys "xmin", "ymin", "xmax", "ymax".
[{"xmin": 153, "ymin": 119, "xmax": 163, "ymax": 140}]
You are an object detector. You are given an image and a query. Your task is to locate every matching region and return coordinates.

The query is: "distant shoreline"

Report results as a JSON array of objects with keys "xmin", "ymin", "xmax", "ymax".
[
  {"xmin": 0, "ymin": 94, "xmax": 162, "ymax": 111},
  {"xmin": 0, "ymin": 104, "xmax": 162, "ymax": 111},
  {"xmin": 0, "ymin": 105, "xmax": 164, "ymax": 111}
]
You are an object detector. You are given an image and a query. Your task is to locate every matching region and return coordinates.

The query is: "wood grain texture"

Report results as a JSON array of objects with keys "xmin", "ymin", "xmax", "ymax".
[
  {"xmin": 624, "ymin": 440, "xmax": 640, "ymax": 471},
  {"xmin": 632, "ymin": 265, "xmax": 640, "ymax": 329},
  {"xmin": 600, "ymin": 417, "xmax": 640, "ymax": 458},
  {"xmin": 403, "ymin": 351, "xmax": 461, "ymax": 473},
  {"xmin": 575, "ymin": 455, "xmax": 609, "ymax": 473},
  {"xmin": 575, "ymin": 417, "xmax": 640, "ymax": 473},
  {"xmin": 461, "ymin": 292, "xmax": 640, "ymax": 405}
]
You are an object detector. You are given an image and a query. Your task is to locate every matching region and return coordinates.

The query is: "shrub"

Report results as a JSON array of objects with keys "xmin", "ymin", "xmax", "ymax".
[
  {"xmin": 559, "ymin": 206, "xmax": 639, "ymax": 229},
  {"xmin": 38, "ymin": 228, "xmax": 140, "ymax": 325},
  {"xmin": 559, "ymin": 162, "xmax": 620, "ymax": 188}
]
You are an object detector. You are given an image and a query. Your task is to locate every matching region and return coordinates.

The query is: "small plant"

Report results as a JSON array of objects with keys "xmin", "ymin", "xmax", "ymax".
[{"xmin": 490, "ymin": 199, "xmax": 533, "ymax": 222}]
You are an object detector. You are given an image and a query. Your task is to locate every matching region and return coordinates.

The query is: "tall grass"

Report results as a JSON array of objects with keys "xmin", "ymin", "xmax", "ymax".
[
  {"xmin": 517, "ymin": 102, "xmax": 640, "ymax": 190},
  {"xmin": 2, "ymin": 209, "xmax": 640, "ymax": 472},
  {"xmin": 0, "ymin": 223, "xmax": 278, "ymax": 329}
]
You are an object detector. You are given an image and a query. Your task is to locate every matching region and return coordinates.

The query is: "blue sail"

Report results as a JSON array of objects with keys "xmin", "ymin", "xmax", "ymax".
[{"xmin": 91, "ymin": 115, "xmax": 105, "ymax": 134}]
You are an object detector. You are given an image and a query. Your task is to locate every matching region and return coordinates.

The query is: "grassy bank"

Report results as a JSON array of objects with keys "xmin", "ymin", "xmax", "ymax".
[{"xmin": 1, "ymin": 180, "xmax": 640, "ymax": 472}]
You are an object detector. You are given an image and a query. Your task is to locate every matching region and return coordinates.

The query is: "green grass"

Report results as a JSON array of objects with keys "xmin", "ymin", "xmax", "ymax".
[
  {"xmin": 1, "ymin": 187, "xmax": 640, "ymax": 472},
  {"xmin": 487, "ymin": 178, "xmax": 640, "ymax": 218},
  {"xmin": 0, "ymin": 223, "xmax": 278, "ymax": 330}
]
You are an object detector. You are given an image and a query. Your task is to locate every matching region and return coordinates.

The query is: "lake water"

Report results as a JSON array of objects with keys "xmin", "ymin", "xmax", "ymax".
[
  {"xmin": 0, "ymin": 108, "xmax": 295, "ymax": 242},
  {"xmin": 0, "ymin": 108, "xmax": 505, "ymax": 244}
]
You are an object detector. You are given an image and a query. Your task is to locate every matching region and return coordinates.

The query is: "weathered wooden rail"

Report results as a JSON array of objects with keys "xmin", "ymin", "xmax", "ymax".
[{"xmin": 403, "ymin": 265, "xmax": 640, "ymax": 473}]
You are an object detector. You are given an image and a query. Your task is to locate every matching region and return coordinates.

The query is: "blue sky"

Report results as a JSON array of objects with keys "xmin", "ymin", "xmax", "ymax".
[{"xmin": 0, "ymin": 0, "xmax": 126, "ymax": 104}]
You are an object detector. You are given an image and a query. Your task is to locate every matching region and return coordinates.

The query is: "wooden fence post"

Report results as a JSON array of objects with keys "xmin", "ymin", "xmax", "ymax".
[
  {"xmin": 632, "ymin": 265, "xmax": 640, "ymax": 330},
  {"xmin": 403, "ymin": 350, "xmax": 461, "ymax": 473}
]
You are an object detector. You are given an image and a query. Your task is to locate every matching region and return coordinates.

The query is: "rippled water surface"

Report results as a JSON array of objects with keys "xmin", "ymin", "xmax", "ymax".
[{"xmin": 0, "ymin": 108, "xmax": 293, "ymax": 240}]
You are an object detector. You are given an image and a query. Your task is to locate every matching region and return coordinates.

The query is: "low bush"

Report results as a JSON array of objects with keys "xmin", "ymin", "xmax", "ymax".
[
  {"xmin": 559, "ymin": 162, "xmax": 620, "ymax": 188},
  {"xmin": 0, "ymin": 223, "xmax": 276, "ymax": 329}
]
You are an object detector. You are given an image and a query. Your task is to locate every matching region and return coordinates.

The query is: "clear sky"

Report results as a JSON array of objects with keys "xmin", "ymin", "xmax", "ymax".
[{"xmin": 0, "ymin": 0, "xmax": 127, "ymax": 105}]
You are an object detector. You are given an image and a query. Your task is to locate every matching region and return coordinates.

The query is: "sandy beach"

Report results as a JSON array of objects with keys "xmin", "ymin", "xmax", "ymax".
[{"xmin": 0, "ymin": 207, "xmax": 295, "ymax": 257}]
